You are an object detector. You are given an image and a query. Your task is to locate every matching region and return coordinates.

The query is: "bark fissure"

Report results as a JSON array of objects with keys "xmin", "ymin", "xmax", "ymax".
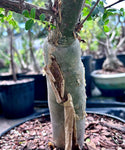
[{"xmin": 44, "ymin": 55, "xmax": 65, "ymax": 104}]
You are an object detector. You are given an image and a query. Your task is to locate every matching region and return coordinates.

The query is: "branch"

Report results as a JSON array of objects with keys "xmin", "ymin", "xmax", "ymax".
[
  {"xmin": 97, "ymin": 39, "xmax": 106, "ymax": 46},
  {"xmin": 80, "ymin": 0, "xmax": 100, "ymax": 25},
  {"xmin": 117, "ymin": 37, "xmax": 125, "ymax": 49},
  {"xmin": 84, "ymin": 3, "xmax": 91, "ymax": 9},
  {"xmin": 12, "ymin": 46, "xmax": 26, "ymax": 69},
  {"xmin": 105, "ymin": 0, "xmax": 125, "ymax": 9},
  {"xmin": 0, "ymin": 49, "xmax": 10, "ymax": 60},
  {"xmin": 90, "ymin": 30, "xmax": 106, "ymax": 46},
  {"xmin": 109, "ymin": 31, "xmax": 116, "ymax": 42},
  {"xmin": 0, "ymin": 0, "xmax": 53, "ymax": 20},
  {"xmin": 108, "ymin": 20, "xmax": 119, "ymax": 35}
]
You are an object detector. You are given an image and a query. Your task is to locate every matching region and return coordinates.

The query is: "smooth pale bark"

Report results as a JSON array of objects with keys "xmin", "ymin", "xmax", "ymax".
[
  {"xmin": 44, "ymin": 39, "xmax": 86, "ymax": 149},
  {"xmin": 43, "ymin": 0, "xmax": 86, "ymax": 149}
]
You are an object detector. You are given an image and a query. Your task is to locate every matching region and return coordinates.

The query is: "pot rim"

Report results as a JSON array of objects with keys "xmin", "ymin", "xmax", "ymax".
[
  {"xmin": 0, "ymin": 78, "xmax": 34, "ymax": 86},
  {"xmin": 91, "ymin": 70, "xmax": 125, "ymax": 78},
  {"xmin": 0, "ymin": 111, "xmax": 124, "ymax": 137}
]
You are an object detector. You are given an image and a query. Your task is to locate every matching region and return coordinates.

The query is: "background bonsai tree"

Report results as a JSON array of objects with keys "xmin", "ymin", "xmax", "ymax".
[
  {"xmin": 0, "ymin": 0, "xmax": 124, "ymax": 149},
  {"xmin": 95, "ymin": 8, "xmax": 125, "ymax": 72}
]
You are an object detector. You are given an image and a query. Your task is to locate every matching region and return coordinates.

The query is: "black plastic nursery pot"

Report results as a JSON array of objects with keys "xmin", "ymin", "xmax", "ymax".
[
  {"xmin": 0, "ymin": 79, "xmax": 34, "ymax": 119},
  {"xmin": 0, "ymin": 111, "xmax": 125, "ymax": 150},
  {"xmin": 0, "ymin": 73, "xmax": 26, "ymax": 81},
  {"xmin": 19, "ymin": 73, "xmax": 47, "ymax": 101},
  {"xmin": 81, "ymin": 55, "xmax": 93, "ymax": 97},
  {"xmin": 0, "ymin": 97, "xmax": 2, "ymax": 114}
]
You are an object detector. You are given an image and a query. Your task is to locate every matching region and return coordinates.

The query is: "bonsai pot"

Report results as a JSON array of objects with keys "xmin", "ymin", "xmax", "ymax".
[
  {"xmin": 19, "ymin": 73, "xmax": 47, "ymax": 101},
  {"xmin": 0, "ymin": 78, "xmax": 34, "ymax": 118},
  {"xmin": 0, "ymin": 112, "xmax": 125, "ymax": 149},
  {"xmin": 91, "ymin": 70, "xmax": 125, "ymax": 98}
]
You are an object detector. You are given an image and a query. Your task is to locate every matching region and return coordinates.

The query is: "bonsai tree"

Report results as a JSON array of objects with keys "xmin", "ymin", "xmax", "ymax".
[
  {"xmin": 0, "ymin": 0, "xmax": 124, "ymax": 149},
  {"xmin": 95, "ymin": 8, "xmax": 125, "ymax": 72}
]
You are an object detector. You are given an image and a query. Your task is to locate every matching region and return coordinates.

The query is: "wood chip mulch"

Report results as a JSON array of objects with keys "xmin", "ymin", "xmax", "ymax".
[{"xmin": 0, "ymin": 113, "xmax": 125, "ymax": 150}]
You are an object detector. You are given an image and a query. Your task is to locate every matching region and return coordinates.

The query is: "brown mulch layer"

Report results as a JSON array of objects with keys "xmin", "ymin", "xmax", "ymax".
[
  {"xmin": 96, "ymin": 67, "xmax": 125, "ymax": 75},
  {"xmin": 0, "ymin": 113, "xmax": 125, "ymax": 150}
]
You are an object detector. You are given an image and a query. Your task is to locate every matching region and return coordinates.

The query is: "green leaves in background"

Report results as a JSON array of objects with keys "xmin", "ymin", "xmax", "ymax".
[
  {"xmin": 39, "ymin": 14, "xmax": 45, "ymax": 22},
  {"xmin": 103, "ymin": 25, "xmax": 110, "ymax": 32},
  {"xmin": 25, "ymin": 19, "xmax": 34, "ymax": 30},
  {"xmin": 22, "ymin": 10, "xmax": 30, "ymax": 18},
  {"xmin": 0, "ymin": 10, "xmax": 18, "ymax": 28},
  {"xmin": 22, "ymin": 8, "xmax": 36, "ymax": 30},
  {"xmin": 30, "ymin": 8, "xmax": 36, "ymax": 19}
]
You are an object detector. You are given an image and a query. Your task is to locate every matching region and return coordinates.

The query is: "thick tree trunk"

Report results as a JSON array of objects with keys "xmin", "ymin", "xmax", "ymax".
[
  {"xmin": 44, "ymin": 38, "xmax": 86, "ymax": 149},
  {"xmin": 103, "ymin": 54, "xmax": 124, "ymax": 71},
  {"xmin": 43, "ymin": 0, "xmax": 86, "ymax": 149}
]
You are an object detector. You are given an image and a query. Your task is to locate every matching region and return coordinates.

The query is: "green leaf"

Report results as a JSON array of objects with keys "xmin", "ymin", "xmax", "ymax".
[
  {"xmin": 103, "ymin": 12, "xmax": 108, "ymax": 21},
  {"xmin": 87, "ymin": 16, "xmax": 92, "ymax": 21},
  {"xmin": 103, "ymin": 25, "xmax": 110, "ymax": 32},
  {"xmin": 1, "ymin": 17, "xmax": 4, "ymax": 22},
  {"xmin": 108, "ymin": 8, "xmax": 117, "ymax": 12},
  {"xmin": 104, "ymin": 19, "xmax": 109, "ymax": 25},
  {"xmin": 120, "ymin": 8, "xmax": 124, "ymax": 12},
  {"xmin": 6, "ymin": 14, "xmax": 12, "ymax": 21},
  {"xmin": 91, "ymin": 7, "xmax": 99, "ymax": 17},
  {"xmin": 39, "ymin": 14, "xmax": 45, "ymax": 22},
  {"xmin": 30, "ymin": 8, "xmax": 36, "ymax": 19},
  {"xmin": 98, "ymin": 6, "xmax": 104, "ymax": 14},
  {"xmin": 98, "ymin": 19, "xmax": 104, "ymax": 26},
  {"xmin": 9, "ymin": 19, "xmax": 17, "ymax": 27},
  {"xmin": 50, "ymin": 24, "xmax": 56, "ymax": 30},
  {"xmin": 0, "ymin": 14, "xmax": 4, "ymax": 17},
  {"xmin": 25, "ymin": 19, "xmax": 34, "ymax": 30},
  {"xmin": 101, "ymin": 0, "xmax": 107, "ymax": 4},
  {"xmin": 22, "ymin": 10, "xmax": 30, "ymax": 18},
  {"xmin": 120, "ymin": 8, "xmax": 124, "ymax": 11}
]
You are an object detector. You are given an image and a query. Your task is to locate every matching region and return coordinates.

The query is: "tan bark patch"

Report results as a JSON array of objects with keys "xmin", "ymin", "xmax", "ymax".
[
  {"xmin": 44, "ymin": 56, "xmax": 65, "ymax": 104},
  {"xmin": 64, "ymin": 93, "xmax": 81, "ymax": 150}
]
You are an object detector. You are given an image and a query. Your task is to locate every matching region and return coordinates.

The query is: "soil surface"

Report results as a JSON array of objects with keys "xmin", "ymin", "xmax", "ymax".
[
  {"xmin": 0, "ymin": 79, "xmax": 34, "ymax": 86},
  {"xmin": 96, "ymin": 67, "xmax": 125, "ymax": 74},
  {"xmin": 0, "ymin": 113, "xmax": 125, "ymax": 150}
]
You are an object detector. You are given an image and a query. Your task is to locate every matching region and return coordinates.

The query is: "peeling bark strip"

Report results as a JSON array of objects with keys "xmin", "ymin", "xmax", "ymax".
[
  {"xmin": 44, "ymin": 55, "xmax": 65, "ymax": 104},
  {"xmin": 64, "ymin": 94, "xmax": 81, "ymax": 150},
  {"xmin": 0, "ymin": 0, "xmax": 53, "ymax": 20}
]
